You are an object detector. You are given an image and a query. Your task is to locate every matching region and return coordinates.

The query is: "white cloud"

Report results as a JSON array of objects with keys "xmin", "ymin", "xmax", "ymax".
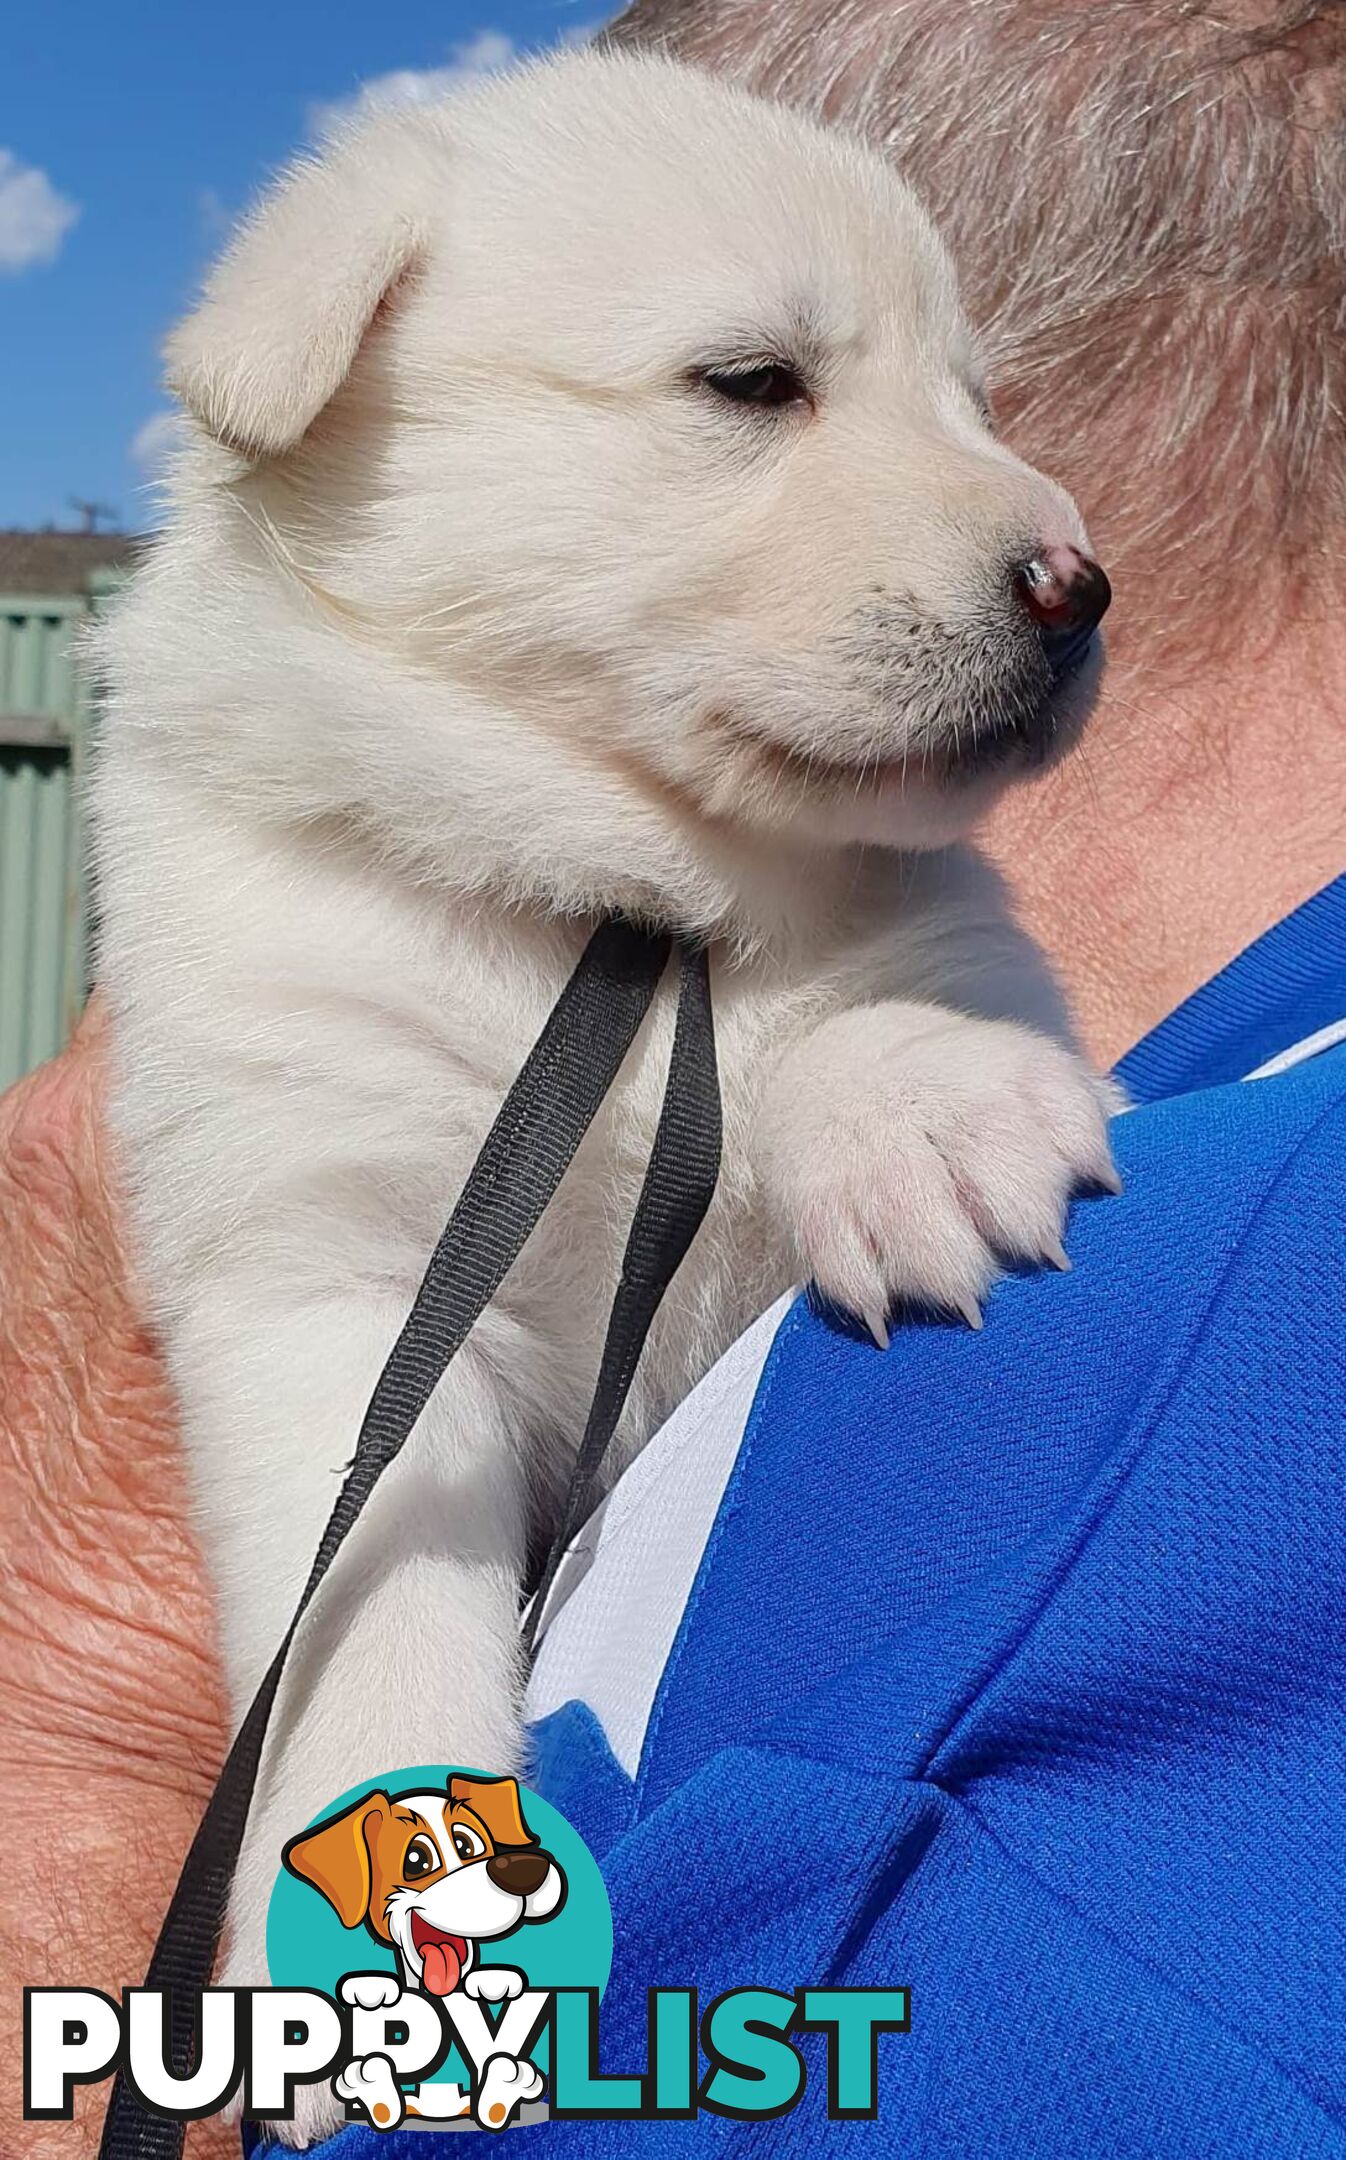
[
  {"xmin": 130, "ymin": 411, "xmax": 184, "ymax": 472},
  {"xmin": 309, "ymin": 28, "xmax": 519, "ymax": 137},
  {"xmin": 0, "ymin": 149, "xmax": 79, "ymax": 273},
  {"xmin": 308, "ymin": 22, "xmax": 601, "ymax": 138}
]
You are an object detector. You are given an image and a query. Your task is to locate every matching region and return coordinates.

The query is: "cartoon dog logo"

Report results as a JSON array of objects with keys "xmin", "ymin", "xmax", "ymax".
[{"xmin": 283, "ymin": 1774, "xmax": 566, "ymax": 2131}]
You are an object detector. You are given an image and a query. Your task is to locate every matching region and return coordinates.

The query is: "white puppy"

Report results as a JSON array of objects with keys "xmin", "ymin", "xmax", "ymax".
[{"xmin": 91, "ymin": 48, "xmax": 1117, "ymax": 2142}]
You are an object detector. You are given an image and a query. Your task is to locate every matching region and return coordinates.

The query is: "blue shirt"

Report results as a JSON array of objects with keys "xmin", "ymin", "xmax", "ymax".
[{"xmin": 309, "ymin": 875, "xmax": 1346, "ymax": 2159}]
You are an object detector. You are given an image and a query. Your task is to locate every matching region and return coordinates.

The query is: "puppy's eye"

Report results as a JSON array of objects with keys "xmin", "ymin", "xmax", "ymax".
[
  {"xmin": 403, "ymin": 1837, "xmax": 441, "ymax": 1879},
  {"xmin": 701, "ymin": 362, "xmax": 808, "ymax": 411},
  {"xmin": 452, "ymin": 1825, "xmax": 486, "ymax": 1862}
]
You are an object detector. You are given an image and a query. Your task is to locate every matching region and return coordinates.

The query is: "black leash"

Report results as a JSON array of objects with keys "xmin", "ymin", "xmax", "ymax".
[
  {"xmin": 522, "ymin": 928, "xmax": 720, "ymax": 1651},
  {"xmin": 99, "ymin": 918, "xmax": 721, "ymax": 2160}
]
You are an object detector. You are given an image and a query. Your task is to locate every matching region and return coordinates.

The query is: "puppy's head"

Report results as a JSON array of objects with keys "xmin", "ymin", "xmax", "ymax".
[
  {"xmin": 283, "ymin": 1775, "xmax": 566, "ymax": 1996},
  {"xmin": 167, "ymin": 49, "xmax": 1107, "ymax": 869}
]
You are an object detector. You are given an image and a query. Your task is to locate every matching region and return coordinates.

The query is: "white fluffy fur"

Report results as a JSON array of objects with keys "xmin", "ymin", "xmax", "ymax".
[{"xmin": 91, "ymin": 49, "xmax": 1116, "ymax": 2144}]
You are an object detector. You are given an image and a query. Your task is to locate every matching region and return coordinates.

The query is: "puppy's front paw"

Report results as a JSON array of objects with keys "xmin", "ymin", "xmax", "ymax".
[{"xmin": 758, "ymin": 1007, "xmax": 1121, "ymax": 1336}]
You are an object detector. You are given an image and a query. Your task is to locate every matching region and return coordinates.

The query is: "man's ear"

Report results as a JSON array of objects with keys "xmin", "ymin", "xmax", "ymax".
[
  {"xmin": 282, "ymin": 1791, "xmax": 392, "ymax": 1927},
  {"xmin": 450, "ymin": 1775, "xmax": 537, "ymax": 1850},
  {"xmin": 164, "ymin": 117, "xmax": 431, "ymax": 461}
]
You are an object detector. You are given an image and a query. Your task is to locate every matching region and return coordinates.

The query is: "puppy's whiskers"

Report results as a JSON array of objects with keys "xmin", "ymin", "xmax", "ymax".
[
  {"xmin": 404, "ymin": 588, "xmax": 495, "ymax": 635},
  {"xmin": 229, "ymin": 491, "xmax": 383, "ymax": 639}
]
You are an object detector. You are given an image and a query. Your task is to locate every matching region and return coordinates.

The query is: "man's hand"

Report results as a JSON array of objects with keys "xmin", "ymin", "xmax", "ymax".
[{"xmin": 0, "ymin": 1006, "xmax": 231, "ymax": 2159}]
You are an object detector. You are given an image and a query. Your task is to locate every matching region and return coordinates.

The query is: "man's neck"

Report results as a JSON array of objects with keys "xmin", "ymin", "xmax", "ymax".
[{"xmin": 982, "ymin": 615, "xmax": 1346, "ymax": 1067}]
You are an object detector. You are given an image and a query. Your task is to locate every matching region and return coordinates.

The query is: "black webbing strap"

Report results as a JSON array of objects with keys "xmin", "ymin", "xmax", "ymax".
[
  {"xmin": 99, "ymin": 917, "xmax": 721, "ymax": 2160},
  {"xmin": 523, "ymin": 934, "xmax": 720, "ymax": 1652}
]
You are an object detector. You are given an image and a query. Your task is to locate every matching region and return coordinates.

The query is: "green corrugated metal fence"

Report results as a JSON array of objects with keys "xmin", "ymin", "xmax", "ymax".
[{"xmin": 0, "ymin": 586, "xmax": 104, "ymax": 1091}]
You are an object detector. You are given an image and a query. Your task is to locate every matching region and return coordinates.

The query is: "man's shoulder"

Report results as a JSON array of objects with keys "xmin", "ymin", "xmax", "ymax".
[
  {"xmin": 733, "ymin": 1041, "xmax": 1346, "ymax": 1528},
  {"xmin": 529, "ymin": 1044, "xmax": 1346, "ymax": 1818},
  {"xmin": 738, "ymin": 1031, "xmax": 1346, "ymax": 1424},
  {"xmin": 1063, "ymin": 1035, "xmax": 1346, "ymax": 1382}
]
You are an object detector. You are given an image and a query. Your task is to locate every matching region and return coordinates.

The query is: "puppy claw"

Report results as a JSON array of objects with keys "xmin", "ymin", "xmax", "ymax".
[
  {"xmin": 861, "ymin": 1305, "xmax": 890, "ymax": 1351},
  {"xmin": 760, "ymin": 1009, "xmax": 1120, "ymax": 1339}
]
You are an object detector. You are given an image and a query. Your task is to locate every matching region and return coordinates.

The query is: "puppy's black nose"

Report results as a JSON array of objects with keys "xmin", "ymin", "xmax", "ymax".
[
  {"xmin": 486, "ymin": 1848, "xmax": 551, "ymax": 1897},
  {"xmin": 1014, "ymin": 545, "xmax": 1111, "ymax": 678}
]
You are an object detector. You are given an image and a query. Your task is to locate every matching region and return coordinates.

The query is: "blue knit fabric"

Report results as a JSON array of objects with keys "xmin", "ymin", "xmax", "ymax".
[
  {"xmin": 272, "ymin": 876, "xmax": 1346, "ymax": 2158},
  {"xmin": 1113, "ymin": 872, "xmax": 1346, "ymax": 1104}
]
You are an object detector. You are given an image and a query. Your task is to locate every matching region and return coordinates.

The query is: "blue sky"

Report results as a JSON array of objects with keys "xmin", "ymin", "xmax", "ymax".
[{"xmin": 2, "ymin": 0, "xmax": 607, "ymax": 534}]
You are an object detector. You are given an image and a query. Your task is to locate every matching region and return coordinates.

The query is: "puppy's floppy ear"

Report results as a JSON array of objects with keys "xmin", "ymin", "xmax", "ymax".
[
  {"xmin": 164, "ymin": 116, "xmax": 431, "ymax": 460},
  {"xmin": 450, "ymin": 1775, "xmax": 537, "ymax": 1850},
  {"xmin": 282, "ymin": 1791, "xmax": 393, "ymax": 1928}
]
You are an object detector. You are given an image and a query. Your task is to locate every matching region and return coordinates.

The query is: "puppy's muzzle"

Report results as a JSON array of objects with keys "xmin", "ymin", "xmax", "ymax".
[{"xmin": 486, "ymin": 1848, "xmax": 553, "ymax": 1897}]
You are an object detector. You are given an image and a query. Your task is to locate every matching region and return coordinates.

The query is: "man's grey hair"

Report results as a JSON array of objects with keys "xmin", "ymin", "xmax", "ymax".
[{"xmin": 609, "ymin": 0, "xmax": 1344, "ymax": 674}]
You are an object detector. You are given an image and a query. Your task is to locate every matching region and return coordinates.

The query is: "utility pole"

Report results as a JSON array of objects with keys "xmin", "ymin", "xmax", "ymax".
[{"xmin": 68, "ymin": 497, "xmax": 119, "ymax": 534}]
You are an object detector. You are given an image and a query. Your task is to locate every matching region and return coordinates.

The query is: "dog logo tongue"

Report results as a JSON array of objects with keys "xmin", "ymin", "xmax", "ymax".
[{"xmin": 416, "ymin": 1930, "xmax": 465, "ymax": 1996}]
